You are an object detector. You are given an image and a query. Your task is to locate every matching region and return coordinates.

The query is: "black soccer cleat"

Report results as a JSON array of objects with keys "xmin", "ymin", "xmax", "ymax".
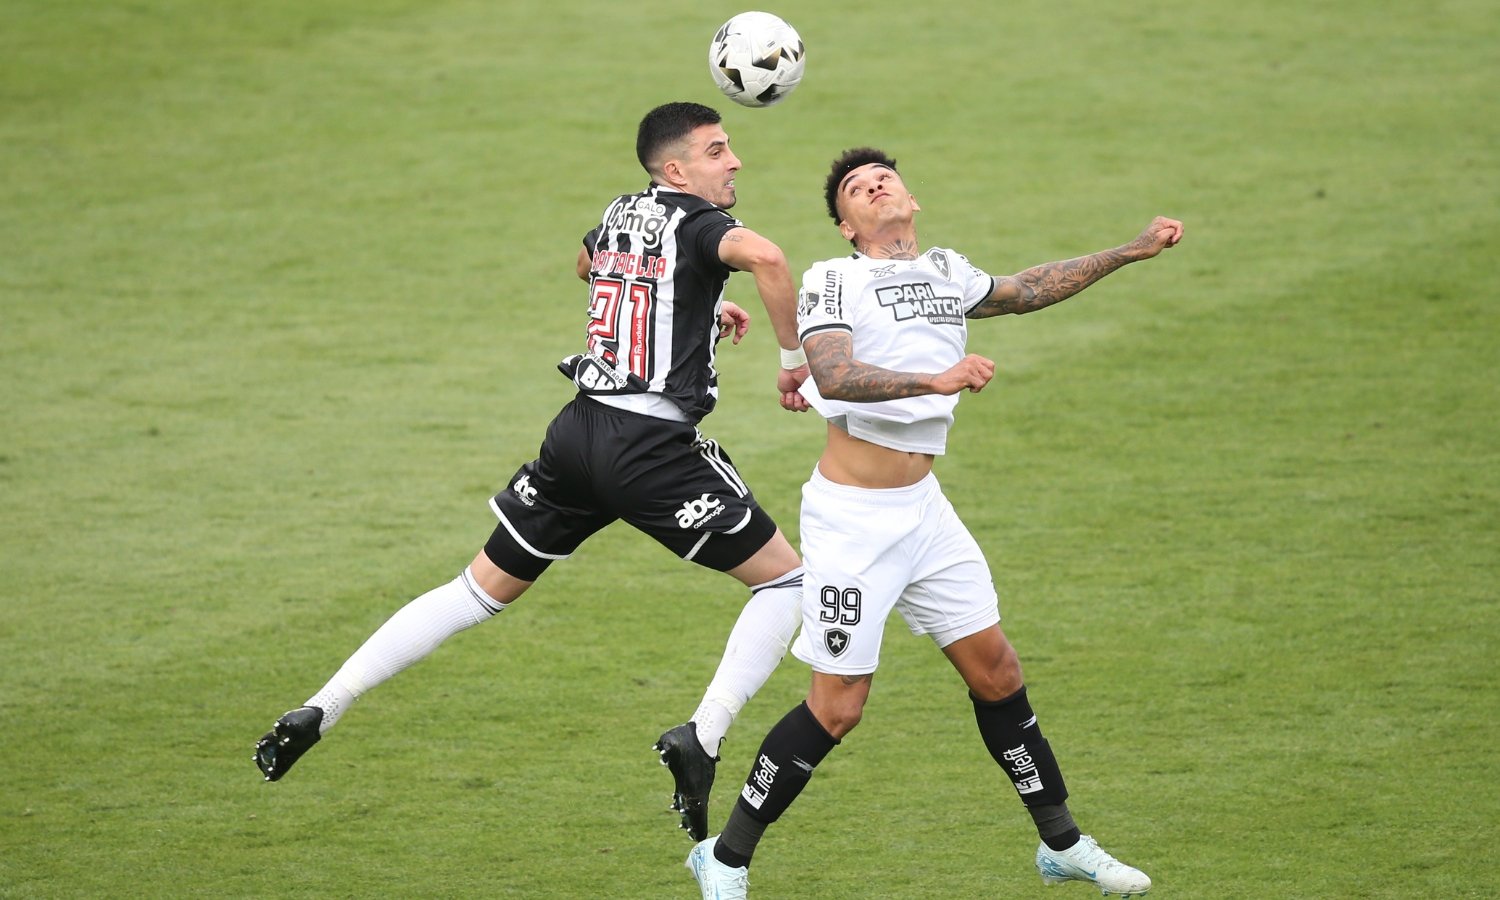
[
  {"xmin": 254, "ymin": 706, "xmax": 323, "ymax": 782},
  {"xmin": 653, "ymin": 722, "xmax": 718, "ymax": 841}
]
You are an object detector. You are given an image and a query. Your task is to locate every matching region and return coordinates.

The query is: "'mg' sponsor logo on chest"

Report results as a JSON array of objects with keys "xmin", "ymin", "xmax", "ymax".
[{"xmin": 875, "ymin": 281, "xmax": 964, "ymax": 326}]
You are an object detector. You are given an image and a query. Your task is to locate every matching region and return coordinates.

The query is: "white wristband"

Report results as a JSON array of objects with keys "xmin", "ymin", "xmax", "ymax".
[{"xmin": 779, "ymin": 345, "xmax": 807, "ymax": 370}]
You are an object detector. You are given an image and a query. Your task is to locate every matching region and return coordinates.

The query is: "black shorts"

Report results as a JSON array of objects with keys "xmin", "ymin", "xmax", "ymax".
[{"xmin": 484, "ymin": 395, "xmax": 778, "ymax": 581}]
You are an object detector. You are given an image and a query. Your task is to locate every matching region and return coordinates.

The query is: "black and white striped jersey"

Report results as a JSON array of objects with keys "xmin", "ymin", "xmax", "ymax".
[{"xmin": 576, "ymin": 184, "xmax": 741, "ymax": 423}]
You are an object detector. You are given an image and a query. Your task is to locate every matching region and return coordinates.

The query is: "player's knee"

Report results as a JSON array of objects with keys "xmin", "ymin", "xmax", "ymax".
[
  {"xmin": 468, "ymin": 551, "xmax": 535, "ymax": 604},
  {"xmin": 824, "ymin": 708, "xmax": 863, "ymax": 739},
  {"xmin": 956, "ymin": 630, "xmax": 1023, "ymax": 701},
  {"xmin": 724, "ymin": 525, "xmax": 801, "ymax": 586},
  {"xmin": 966, "ymin": 656, "xmax": 1024, "ymax": 703},
  {"xmin": 807, "ymin": 693, "xmax": 865, "ymax": 739}
]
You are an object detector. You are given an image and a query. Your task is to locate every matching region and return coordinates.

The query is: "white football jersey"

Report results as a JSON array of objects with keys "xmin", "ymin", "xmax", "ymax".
[{"xmin": 797, "ymin": 248, "xmax": 994, "ymax": 454}]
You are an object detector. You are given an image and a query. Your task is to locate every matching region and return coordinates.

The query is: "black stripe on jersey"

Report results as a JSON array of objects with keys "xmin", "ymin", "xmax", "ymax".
[
  {"xmin": 799, "ymin": 322, "xmax": 853, "ymax": 342},
  {"xmin": 963, "ymin": 277, "xmax": 999, "ymax": 316}
]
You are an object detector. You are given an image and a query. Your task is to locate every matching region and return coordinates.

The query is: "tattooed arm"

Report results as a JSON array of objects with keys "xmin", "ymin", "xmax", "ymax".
[
  {"xmin": 967, "ymin": 216, "xmax": 1183, "ymax": 318},
  {"xmin": 804, "ymin": 330, "xmax": 995, "ymax": 402}
]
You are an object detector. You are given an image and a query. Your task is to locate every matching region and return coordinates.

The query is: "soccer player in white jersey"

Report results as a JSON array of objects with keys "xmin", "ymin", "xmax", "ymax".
[
  {"xmin": 253, "ymin": 105, "xmax": 814, "ymax": 834},
  {"xmin": 687, "ymin": 148, "xmax": 1182, "ymax": 899}
]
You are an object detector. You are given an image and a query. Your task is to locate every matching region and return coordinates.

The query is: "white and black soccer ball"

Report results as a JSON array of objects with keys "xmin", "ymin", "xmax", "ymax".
[{"xmin": 708, "ymin": 12, "xmax": 805, "ymax": 108}]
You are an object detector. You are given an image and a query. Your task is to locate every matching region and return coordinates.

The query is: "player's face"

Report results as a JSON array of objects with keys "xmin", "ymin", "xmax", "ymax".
[
  {"xmin": 836, "ymin": 163, "xmax": 919, "ymax": 241},
  {"xmin": 677, "ymin": 124, "xmax": 742, "ymax": 209}
]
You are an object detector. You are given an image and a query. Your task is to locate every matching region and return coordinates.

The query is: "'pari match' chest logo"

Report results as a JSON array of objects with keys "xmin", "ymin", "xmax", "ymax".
[{"xmin": 875, "ymin": 281, "xmax": 964, "ymax": 326}]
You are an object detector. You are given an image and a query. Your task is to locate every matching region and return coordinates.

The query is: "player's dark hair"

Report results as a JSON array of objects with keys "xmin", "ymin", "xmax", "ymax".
[
  {"xmin": 637, "ymin": 102, "xmax": 722, "ymax": 177},
  {"xmin": 824, "ymin": 147, "xmax": 899, "ymax": 225}
]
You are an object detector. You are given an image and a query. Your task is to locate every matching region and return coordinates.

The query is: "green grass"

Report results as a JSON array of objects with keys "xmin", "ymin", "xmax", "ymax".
[{"xmin": 3, "ymin": 0, "xmax": 1497, "ymax": 896}]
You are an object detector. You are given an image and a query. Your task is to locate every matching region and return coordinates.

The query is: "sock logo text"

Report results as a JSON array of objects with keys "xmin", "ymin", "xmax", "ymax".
[
  {"xmin": 740, "ymin": 754, "xmax": 780, "ymax": 809},
  {"xmin": 1003, "ymin": 744, "xmax": 1043, "ymax": 794}
]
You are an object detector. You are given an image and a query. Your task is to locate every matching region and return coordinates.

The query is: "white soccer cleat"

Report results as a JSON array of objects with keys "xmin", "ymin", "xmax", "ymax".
[
  {"xmin": 1035, "ymin": 834, "xmax": 1151, "ymax": 897},
  {"xmin": 686, "ymin": 835, "xmax": 749, "ymax": 900}
]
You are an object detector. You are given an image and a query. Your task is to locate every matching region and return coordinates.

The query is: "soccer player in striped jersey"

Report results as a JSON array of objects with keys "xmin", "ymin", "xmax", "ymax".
[
  {"xmin": 687, "ymin": 148, "xmax": 1182, "ymax": 899},
  {"xmin": 255, "ymin": 105, "xmax": 811, "ymax": 833}
]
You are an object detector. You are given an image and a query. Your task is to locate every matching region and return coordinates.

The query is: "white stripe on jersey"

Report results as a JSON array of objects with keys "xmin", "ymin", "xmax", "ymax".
[{"xmin": 639, "ymin": 202, "xmax": 681, "ymax": 388}]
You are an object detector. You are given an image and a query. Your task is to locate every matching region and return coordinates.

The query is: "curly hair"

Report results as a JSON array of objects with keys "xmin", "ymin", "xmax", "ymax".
[{"xmin": 823, "ymin": 147, "xmax": 899, "ymax": 225}]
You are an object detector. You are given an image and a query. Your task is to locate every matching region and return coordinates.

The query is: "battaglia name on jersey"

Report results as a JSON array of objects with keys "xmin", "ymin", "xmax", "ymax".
[
  {"xmin": 875, "ymin": 281, "xmax": 965, "ymax": 326},
  {"xmin": 590, "ymin": 248, "xmax": 668, "ymax": 280}
]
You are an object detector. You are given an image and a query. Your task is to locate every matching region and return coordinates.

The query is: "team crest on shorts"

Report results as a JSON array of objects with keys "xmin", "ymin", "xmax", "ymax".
[{"xmin": 824, "ymin": 628, "xmax": 850, "ymax": 657}]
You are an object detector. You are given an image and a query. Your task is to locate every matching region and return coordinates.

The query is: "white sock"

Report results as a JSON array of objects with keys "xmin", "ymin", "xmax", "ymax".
[
  {"xmin": 305, "ymin": 566, "xmax": 507, "ymax": 734},
  {"xmin": 693, "ymin": 568, "xmax": 803, "ymax": 756}
]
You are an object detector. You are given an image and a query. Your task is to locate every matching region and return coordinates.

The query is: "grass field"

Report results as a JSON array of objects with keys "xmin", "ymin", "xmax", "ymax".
[{"xmin": 3, "ymin": 0, "xmax": 1497, "ymax": 896}]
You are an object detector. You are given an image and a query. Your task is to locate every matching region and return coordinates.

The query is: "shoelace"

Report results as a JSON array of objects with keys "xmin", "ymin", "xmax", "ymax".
[{"xmin": 1067, "ymin": 836, "xmax": 1116, "ymax": 871}]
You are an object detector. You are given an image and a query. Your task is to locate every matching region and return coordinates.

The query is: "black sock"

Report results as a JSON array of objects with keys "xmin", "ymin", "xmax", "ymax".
[
  {"xmin": 715, "ymin": 701, "xmax": 839, "ymax": 868},
  {"xmin": 1033, "ymin": 804, "xmax": 1082, "ymax": 851},
  {"xmin": 972, "ymin": 686, "xmax": 1076, "ymax": 844}
]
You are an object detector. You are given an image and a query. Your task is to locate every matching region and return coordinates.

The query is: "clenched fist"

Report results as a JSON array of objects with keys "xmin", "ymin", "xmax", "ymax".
[{"xmin": 933, "ymin": 354, "xmax": 996, "ymax": 395}]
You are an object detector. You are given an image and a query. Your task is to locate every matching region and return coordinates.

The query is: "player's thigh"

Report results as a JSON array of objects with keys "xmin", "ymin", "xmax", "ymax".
[
  {"xmin": 486, "ymin": 461, "xmax": 614, "ymax": 581},
  {"xmin": 484, "ymin": 401, "xmax": 616, "ymax": 581},
  {"xmin": 789, "ymin": 478, "xmax": 916, "ymax": 675},
  {"xmin": 895, "ymin": 493, "xmax": 1000, "ymax": 648},
  {"xmin": 615, "ymin": 428, "xmax": 779, "ymax": 573},
  {"xmin": 721, "ymin": 526, "xmax": 800, "ymax": 587}
]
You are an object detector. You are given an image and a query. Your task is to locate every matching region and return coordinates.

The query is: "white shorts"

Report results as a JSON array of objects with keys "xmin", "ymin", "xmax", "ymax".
[{"xmin": 790, "ymin": 468, "xmax": 1001, "ymax": 675}]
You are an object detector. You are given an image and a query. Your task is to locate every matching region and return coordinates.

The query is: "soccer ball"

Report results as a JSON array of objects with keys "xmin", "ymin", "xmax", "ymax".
[{"xmin": 708, "ymin": 12, "xmax": 805, "ymax": 108}]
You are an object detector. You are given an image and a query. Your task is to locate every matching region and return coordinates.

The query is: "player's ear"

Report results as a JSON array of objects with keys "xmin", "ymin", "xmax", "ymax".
[
  {"xmin": 910, "ymin": 195, "xmax": 920, "ymax": 211},
  {"xmin": 660, "ymin": 158, "xmax": 684, "ymax": 187},
  {"xmin": 838, "ymin": 220, "xmax": 856, "ymax": 242}
]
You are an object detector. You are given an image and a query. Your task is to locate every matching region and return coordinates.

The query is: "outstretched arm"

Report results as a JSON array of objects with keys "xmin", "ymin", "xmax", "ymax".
[
  {"xmin": 717, "ymin": 226, "xmax": 801, "ymax": 352},
  {"xmin": 967, "ymin": 216, "xmax": 1183, "ymax": 318},
  {"xmin": 804, "ymin": 331, "xmax": 995, "ymax": 402},
  {"xmin": 718, "ymin": 225, "xmax": 810, "ymax": 411}
]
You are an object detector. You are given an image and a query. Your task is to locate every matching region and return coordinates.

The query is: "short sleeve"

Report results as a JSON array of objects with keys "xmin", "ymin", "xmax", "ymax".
[
  {"xmin": 678, "ymin": 208, "xmax": 740, "ymax": 274},
  {"xmin": 797, "ymin": 262, "xmax": 854, "ymax": 343},
  {"xmin": 929, "ymin": 249, "xmax": 994, "ymax": 313}
]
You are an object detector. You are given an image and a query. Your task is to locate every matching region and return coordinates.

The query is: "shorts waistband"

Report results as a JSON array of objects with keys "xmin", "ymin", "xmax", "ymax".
[
  {"xmin": 577, "ymin": 393, "xmax": 692, "ymax": 426},
  {"xmin": 807, "ymin": 465, "xmax": 939, "ymax": 506}
]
